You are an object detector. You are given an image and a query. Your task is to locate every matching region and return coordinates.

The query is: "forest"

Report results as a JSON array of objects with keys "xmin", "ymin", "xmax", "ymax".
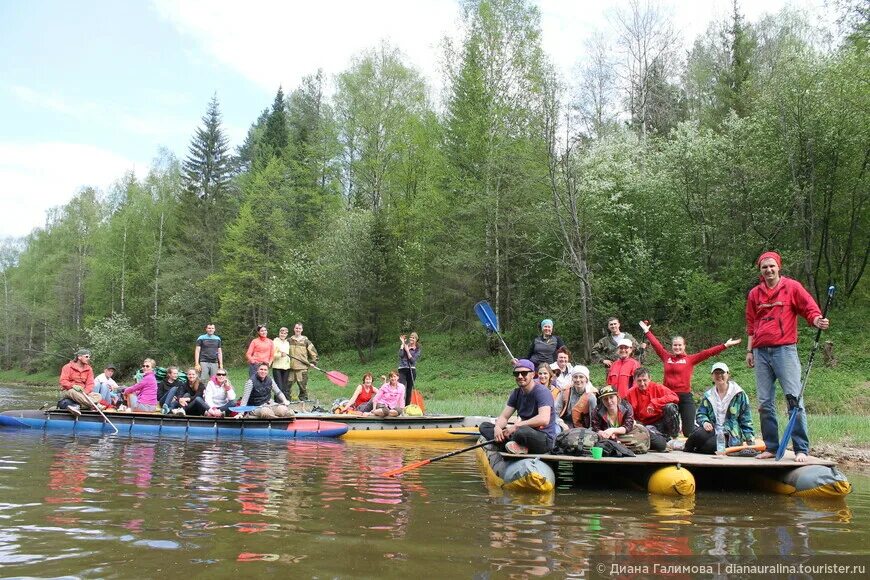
[{"xmin": 0, "ymin": 0, "xmax": 867, "ymax": 375}]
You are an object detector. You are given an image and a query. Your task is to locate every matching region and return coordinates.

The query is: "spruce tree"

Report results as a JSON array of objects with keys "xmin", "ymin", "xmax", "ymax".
[{"xmin": 182, "ymin": 94, "xmax": 232, "ymax": 201}]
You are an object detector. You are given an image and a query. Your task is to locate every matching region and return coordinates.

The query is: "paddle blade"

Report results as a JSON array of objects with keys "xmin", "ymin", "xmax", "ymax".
[
  {"xmin": 474, "ymin": 300, "xmax": 499, "ymax": 333},
  {"xmin": 325, "ymin": 370, "xmax": 349, "ymax": 387},
  {"xmin": 776, "ymin": 410, "xmax": 800, "ymax": 461},
  {"xmin": 380, "ymin": 459, "xmax": 431, "ymax": 478}
]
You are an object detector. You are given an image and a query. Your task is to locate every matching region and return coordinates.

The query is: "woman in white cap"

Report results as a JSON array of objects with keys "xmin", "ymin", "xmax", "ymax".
[
  {"xmin": 684, "ymin": 362, "xmax": 755, "ymax": 454},
  {"xmin": 553, "ymin": 365, "xmax": 597, "ymax": 429}
]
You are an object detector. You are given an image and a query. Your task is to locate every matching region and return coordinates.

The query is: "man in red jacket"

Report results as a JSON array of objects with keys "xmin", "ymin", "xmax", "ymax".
[
  {"xmin": 746, "ymin": 251, "xmax": 829, "ymax": 462},
  {"xmin": 58, "ymin": 348, "xmax": 100, "ymax": 415},
  {"xmin": 626, "ymin": 367, "xmax": 680, "ymax": 439}
]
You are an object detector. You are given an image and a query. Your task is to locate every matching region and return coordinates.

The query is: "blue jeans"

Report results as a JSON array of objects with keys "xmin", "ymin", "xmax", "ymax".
[
  {"xmin": 92, "ymin": 383, "xmax": 112, "ymax": 402},
  {"xmin": 160, "ymin": 387, "xmax": 179, "ymax": 409},
  {"xmin": 754, "ymin": 344, "xmax": 808, "ymax": 454}
]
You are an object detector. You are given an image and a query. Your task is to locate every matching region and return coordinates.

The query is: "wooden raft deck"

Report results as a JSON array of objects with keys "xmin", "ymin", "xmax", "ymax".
[{"xmin": 503, "ymin": 449, "xmax": 836, "ymax": 468}]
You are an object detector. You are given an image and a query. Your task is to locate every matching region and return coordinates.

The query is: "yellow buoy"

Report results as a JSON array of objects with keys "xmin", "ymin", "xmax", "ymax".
[{"xmin": 647, "ymin": 465, "xmax": 696, "ymax": 496}]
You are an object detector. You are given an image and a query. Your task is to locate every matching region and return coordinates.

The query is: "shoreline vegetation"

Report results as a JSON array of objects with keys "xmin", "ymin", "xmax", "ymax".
[{"xmin": 3, "ymin": 328, "xmax": 867, "ymax": 463}]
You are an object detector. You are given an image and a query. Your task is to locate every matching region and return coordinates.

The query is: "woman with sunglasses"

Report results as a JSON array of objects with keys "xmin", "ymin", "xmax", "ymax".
[
  {"xmin": 204, "ymin": 369, "xmax": 238, "ymax": 417},
  {"xmin": 123, "ymin": 359, "xmax": 159, "ymax": 412}
]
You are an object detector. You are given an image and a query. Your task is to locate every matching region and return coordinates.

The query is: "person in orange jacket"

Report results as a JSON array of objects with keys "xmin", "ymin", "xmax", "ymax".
[{"xmin": 625, "ymin": 367, "xmax": 680, "ymax": 440}]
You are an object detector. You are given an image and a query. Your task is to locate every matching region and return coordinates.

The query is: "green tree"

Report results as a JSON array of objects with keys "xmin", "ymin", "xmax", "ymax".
[{"xmin": 182, "ymin": 94, "xmax": 232, "ymax": 201}]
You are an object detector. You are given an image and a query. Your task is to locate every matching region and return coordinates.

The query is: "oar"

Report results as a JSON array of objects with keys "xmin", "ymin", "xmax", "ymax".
[
  {"xmin": 380, "ymin": 439, "xmax": 497, "ymax": 478},
  {"xmin": 724, "ymin": 442, "xmax": 766, "ymax": 455},
  {"xmin": 776, "ymin": 285, "xmax": 835, "ymax": 461},
  {"xmin": 474, "ymin": 300, "xmax": 516, "ymax": 360},
  {"xmin": 287, "ymin": 354, "xmax": 349, "ymax": 387}
]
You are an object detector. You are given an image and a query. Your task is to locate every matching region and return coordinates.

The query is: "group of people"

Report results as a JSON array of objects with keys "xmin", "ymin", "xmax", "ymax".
[
  {"xmin": 487, "ymin": 251, "xmax": 831, "ymax": 462},
  {"xmin": 335, "ymin": 333, "xmax": 422, "ymax": 417},
  {"xmin": 57, "ymin": 324, "xmax": 423, "ymax": 420}
]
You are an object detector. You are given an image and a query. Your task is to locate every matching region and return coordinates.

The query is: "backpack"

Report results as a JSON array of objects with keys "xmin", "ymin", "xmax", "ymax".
[{"xmin": 555, "ymin": 427, "xmax": 599, "ymax": 456}]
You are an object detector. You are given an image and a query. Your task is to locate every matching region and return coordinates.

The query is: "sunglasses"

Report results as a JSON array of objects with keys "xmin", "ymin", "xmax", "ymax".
[
  {"xmin": 513, "ymin": 370, "xmax": 532, "ymax": 377},
  {"xmin": 216, "ymin": 373, "xmax": 227, "ymax": 376}
]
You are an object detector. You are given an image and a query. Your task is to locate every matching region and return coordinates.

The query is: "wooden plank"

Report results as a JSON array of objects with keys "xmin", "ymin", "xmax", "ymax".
[{"xmin": 502, "ymin": 449, "xmax": 836, "ymax": 468}]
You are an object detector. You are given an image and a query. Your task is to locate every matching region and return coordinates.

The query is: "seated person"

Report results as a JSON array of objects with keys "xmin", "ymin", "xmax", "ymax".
[
  {"xmin": 685, "ymin": 362, "xmax": 755, "ymax": 454},
  {"xmin": 479, "ymin": 359, "xmax": 557, "ymax": 455},
  {"xmin": 123, "ymin": 359, "xmax": 159, "ymax": 412},
  {"xmin": 93, "ymin": 363, "xmax": 120, "ymax": 407},
  {"xmin": 157, "ymin": 366, "xmax": 183, "ymax": 412},
  {"xmin": 536, "ymin": 363, "xmax": 560, "ymax": 402},
  {"xmin": 591, "ymin": 385, "xmax": 651, "ymax": 452},
  {"xmin": 370, "ymin": 371, "xmax": 406, "ymax": 417},
  {"xmin": 58, "ymin": 348, "xmax": 100, "ymax": 415},
  {"xmin": 204, "ymin": 369, "xmax": 237, "ymax": 416},
  {"xmin": 606, "ymin": 339, "xmax": 640, "ymax": 397},
  {"xmin": 172, "ymin": 369, "xmax": 209, "ymax": 416},
  {"xmin": 550, "ymin": 346, "xmax": 574, "ymax": 391},
  {"xmin": 554, "ymin": 365, "xmax": 597, "ymax": 429},
  {"xmin": 348, "ymin": 372, "xmax": 378, "ymax": 412},
  {"xmin": 625, "ymin": 367, "xmax": 680, "ymax": 447},
  {"xmin": 239, "ymin": 363, "xmax": 290, "ymax": 407}
]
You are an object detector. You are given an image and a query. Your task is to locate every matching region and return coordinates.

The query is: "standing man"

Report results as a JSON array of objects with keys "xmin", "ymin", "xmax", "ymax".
[
  {"xmin": 591, "ymin": 317, "xmax": 645, "ymax": 368},
  {"xmin": 479, "ymin": 359, "xmax": 557, "ymax": 455},
  {"xmin": 746, "ymin": 251, "xmax": 829, "ymax": 462},
  {"xmin": 288, "ymin": 322, "xmax": 318, "ymax": 401},
  {"xmin": 58, "ymin": 348, "xmax": 100, "ymax": 415},
  {"xmin": 194, "ymin": 323, "xmax": 223, "ymax": 382}
]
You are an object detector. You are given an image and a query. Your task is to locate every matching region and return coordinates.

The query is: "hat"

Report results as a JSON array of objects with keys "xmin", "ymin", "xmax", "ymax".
[
  {"xmin": 513, "ymin": 359, "xmax": 535, "ymax": 372},
  {"xmin": 74, "ymin": 348, "xmax": 91, "ymax": 358},
  {"xmin": 571, "ymin": 365, "xmax": 590, "ymax": 379},
  {"xmin": 617, "ymin": 338, "xmax": 633, "ymax": 348},
  {"xmin": 540, "ymin": 319, "xmax": 554, "ymax": 328},
  {"xmin": 105, "ymin": 363, "xmax": 117, "ymax": 370},
  {"xmin": 598, "ymin": 385, "xmax": 618, "ymax": 400},
  {"xmin": 756, "ymin": 251, "xmax": 782, "ymax": 268},
  {"xmin": 711, "ymin": 362, "xmax": 729, "ymax": 373}
]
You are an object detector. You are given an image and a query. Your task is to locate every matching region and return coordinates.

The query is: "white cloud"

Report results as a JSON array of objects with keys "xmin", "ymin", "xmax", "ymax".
[
  {"xmin": 152, "ymin": 0, "xmax": 463, "ymax": 94},
  {"xmin": 153, "ymin": 0, "xmax": 825, "ymax": 102},
  {"xmin": 0, "ymin": 143, "xmax": 144, "ymax": 238}
]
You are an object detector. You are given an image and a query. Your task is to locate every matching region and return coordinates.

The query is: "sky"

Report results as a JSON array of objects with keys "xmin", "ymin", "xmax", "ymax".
[{"xmin": 0, "ymin": 0, "xmax": 827, "ymax": 239}]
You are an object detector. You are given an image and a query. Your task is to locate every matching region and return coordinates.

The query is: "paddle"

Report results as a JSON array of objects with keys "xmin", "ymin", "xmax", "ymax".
[
  {"xmin": 724, "ymin": 442, "xmax": 766, "ymax": 455},
  {"xmin": 380, "ymin": 439, "xmax": 497, "ymax": 478},
  {"xmin": 287, "ymin": 354, "xmax": 349, "ymax": 387},
  {"xmin": 474, "ymin": 300, "xmax": 516, "ymax": 360},
  {"xmin": 775, "ymin": 285, "xmax": 835, "ymax": 461}
]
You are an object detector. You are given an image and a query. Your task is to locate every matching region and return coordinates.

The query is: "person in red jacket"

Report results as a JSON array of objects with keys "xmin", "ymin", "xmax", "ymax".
[
  {"xmin": 625, "ymin": 367, "xmax": 680, "ymax": 439},
  {"xmin": 58, "ymin": 348, "xmax": 100, "ymax": 415},
  {"xmin": 639, "ymin": 320, "xmax": 742, "ymax": 436},
  {"xmin": 746, "ymin": 251, "xmax": 829, "ymax": 462},
  {"xmin": 606, "ymin": 339, "xmax": 640, "ymax": 398}
]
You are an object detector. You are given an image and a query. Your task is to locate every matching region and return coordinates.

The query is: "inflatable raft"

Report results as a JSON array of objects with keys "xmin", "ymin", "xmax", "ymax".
[
  {"xmin": 476, "ymin": 441, "xmax": 851, "ymax": 498},
  {"xmin": 296, "ymin": 413, "xmax": 488, "ymax": 441},
  {"xmin": 476, "ymin": 439, "xmax": 556, "ymax": 493},
  {"xmin": 0, "ymin": 409, "xmax": 348, "ymax": 439}
]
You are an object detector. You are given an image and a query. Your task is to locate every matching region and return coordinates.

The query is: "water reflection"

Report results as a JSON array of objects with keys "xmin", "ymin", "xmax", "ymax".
[{"xmin": 0, "ymin": 424, "xmax": 866, "ymax": 577}]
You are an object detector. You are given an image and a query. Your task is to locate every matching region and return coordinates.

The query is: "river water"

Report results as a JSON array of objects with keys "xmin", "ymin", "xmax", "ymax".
[{"xmin": 1, "ymin": 384, "xmax": 868, "ymax": 578}]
